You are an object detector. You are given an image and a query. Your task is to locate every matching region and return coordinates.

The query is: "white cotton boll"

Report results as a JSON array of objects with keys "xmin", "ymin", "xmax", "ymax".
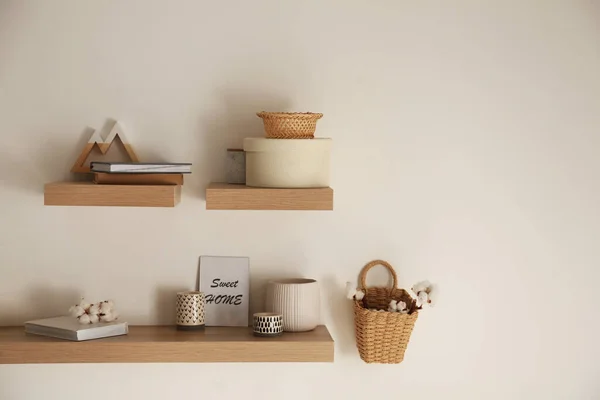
[
  {"xmin": 78, "ymin": 298, "xmax": 91, "ymax": 312},
  {"xmin": 427, "ymin": 284, "xmax": 438, "ymax": 307},
  {"xmin": 99, "ymin": 312, "xmax": 112, "ymax": 322},
  {"xmin": 99, "ymin": 301, "xmax": 113, "ymax": 314},
  {"xmin": 78, "ymin": 314, "xmax": 91, "ymax": 324},
  {"xmin": 417, "ymin": 291, "xmax": 429, "ymax": 307},
  {"xmin": 346, "ymin": 282, "xmax": 356, "ymax": 300},
  {"xmin": 388, "ymin": 300, "xmax": 397, "ymax": 312},
  {"xmin": 397, "ymin": 301, "xmax": 407, "ymax": 313},
  {"xmin": 69, "ymin": 305, "xmax": 85, "ymax": 318},
  {"xmin": 100, "ymin": 311, "xmax": 118, "ymax": 322},
  {"xmin": 411, "ymin": 281, "xmax": 432, "ymax": 296},
  {"xmin": 355, "ymin": 290, "xmax": 365, "ymax": 301},
  {"xmin": 88, "ymin": 314, "xmax": 99, "ymax": 324},
  {"xmin": 88, "ymin": 303, "xmax": 100, "ymax": 315}
]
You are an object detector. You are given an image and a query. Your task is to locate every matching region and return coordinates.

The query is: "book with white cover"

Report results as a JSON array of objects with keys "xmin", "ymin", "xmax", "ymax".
[
  {"xmin": 90, "ymin": 162, "xmax": 191, "ymax": 174},
  {"xmin": 24, "ymin": 316, "xmax": 128, "ymax": 341}
]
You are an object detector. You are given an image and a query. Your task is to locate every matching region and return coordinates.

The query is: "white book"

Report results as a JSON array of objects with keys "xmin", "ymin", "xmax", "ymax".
[
  {"xmin": 24, "ymin": 316, "xmax": 128, "ymax": 341},
  {"xmin": 90, "ymin": 162, "xmax": 192, "ymax": 174}
]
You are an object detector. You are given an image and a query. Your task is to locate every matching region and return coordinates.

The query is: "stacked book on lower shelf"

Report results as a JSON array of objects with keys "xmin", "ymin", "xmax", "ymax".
[{"xmin": 44, "ymin": 162, "xmax": 191, "ymax": 208}]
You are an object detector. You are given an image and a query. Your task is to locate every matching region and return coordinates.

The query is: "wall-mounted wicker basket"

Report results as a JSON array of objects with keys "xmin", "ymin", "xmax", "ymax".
[
  {"xmin": 256, "ymin": 112, "xmax": 323, "ymax": 139},
  {"xmin": 353, "ymin": 260, "xmax": 419, "ymax": 364}
]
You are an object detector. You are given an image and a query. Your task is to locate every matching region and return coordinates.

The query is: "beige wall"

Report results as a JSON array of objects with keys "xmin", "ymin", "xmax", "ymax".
[{"xmin": 1, "ymin": 1, "xmax": 599, "ymax": 399}]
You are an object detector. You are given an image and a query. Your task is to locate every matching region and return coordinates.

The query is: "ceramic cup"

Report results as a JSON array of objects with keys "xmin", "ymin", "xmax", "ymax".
[
  {"xmin": 253, "ymin": 312, "xmax": 283, "ymax": 337},
  {"xmin": 176, "ymin": 291, "xmax": 205, "ymax": 331},
  {"xmin": 265, "ymin": 278, "xmax": 320, "ymax": 332}
]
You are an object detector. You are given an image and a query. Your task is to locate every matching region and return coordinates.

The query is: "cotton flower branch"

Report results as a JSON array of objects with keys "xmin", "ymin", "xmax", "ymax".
[
  {"xmin": 388, "ymin": 299, "xmax": 408, "ymax": 313},
  {"xmin": 69, "ymin": 298, "xmax": 120, "ymax": 325},
  {"xmin": 411, "ymin": 280, "xmax": 438, "ymax": 308},
  {"xmin": 346, "ymin": 278, "xmax": 439, "ymax": 314}
]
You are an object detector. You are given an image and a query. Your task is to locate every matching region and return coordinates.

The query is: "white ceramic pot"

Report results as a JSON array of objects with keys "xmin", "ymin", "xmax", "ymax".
[
  {"xmin": 243, "ymin": 138, "xmax": 331, "ymax": 188},
  {"xmin": 265, "ymin": 278, "xmax": 320, "ymax": 332}
]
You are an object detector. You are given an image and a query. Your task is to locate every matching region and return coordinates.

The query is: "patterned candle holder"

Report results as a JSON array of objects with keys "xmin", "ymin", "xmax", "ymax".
[
  {"xmin": 176, "ymin": 291, "xmax": 205, "ymax": 331},
  {"xmin": 253, "ymin": 312, "xmax": 283, "ymax": 337}
]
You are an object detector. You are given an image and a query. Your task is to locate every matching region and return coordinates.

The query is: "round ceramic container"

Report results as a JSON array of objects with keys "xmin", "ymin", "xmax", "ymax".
[
  {"xmin": 243, "ymin": 138, "xmax": 331, "ymax": 188},
  {"xmin": 176, "ymin": 291, "xmax": 205, "ymax": 331},
  {"xmin": 253, "ymin": 312, "xmax": 283, "ymax": 337},
  {"xmin": 265, "ymin": 278, "xmax": 320, "ymax": 332}
]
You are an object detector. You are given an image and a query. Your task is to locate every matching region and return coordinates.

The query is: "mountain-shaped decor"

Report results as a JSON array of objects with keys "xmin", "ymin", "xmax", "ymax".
[
  {"xmin": 71, "ymin": 120, "xmax": 139, "ymax": 173},
  {"xmin": 44, "ymin": 119, "xmax": 183, "ymax": 207}
]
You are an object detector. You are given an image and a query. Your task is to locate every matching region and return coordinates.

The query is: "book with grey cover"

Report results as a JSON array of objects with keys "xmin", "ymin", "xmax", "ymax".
[
  {"xmin": 90, "ymin": 162, "xmax": 192, "ymax": 174},
  {"xmin": 24, "ymin": 316, "xmax": 128, "ymax": 341}
]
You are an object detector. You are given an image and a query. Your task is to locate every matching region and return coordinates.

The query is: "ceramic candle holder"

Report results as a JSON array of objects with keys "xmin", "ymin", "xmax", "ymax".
[
  {"xmin": 253, "ymin": 312, "xmax": 283, "ymax": 337},
  {"xmin": 265, "ymin": 278, "xmax": 320, "ymax": 332},
  {"xmin": 176, "ymin": 291, "xmax": 205, "ymax": 331}
]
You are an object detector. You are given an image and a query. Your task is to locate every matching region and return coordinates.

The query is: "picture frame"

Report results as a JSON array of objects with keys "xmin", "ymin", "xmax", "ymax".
[{"xmin": 198, "ymin": 255, "xmax": 250, "ymax": 327}]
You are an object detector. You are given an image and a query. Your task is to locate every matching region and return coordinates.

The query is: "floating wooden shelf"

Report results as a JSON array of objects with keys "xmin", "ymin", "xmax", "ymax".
[
  {"xmin": 44, "ymin": 182, "xmax": 181, "ymax": 207},
  {"xmin": 206, "ymin": 183, "xmax": 333, "ymax": 210},
  {"xmin": 0, "ymin": 325, "xmax": 334, "ymax": 364}
]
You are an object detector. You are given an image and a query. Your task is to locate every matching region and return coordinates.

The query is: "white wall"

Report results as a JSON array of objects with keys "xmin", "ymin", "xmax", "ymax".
[{"xmin": 1, "ymin": 1, "xmax": 599, "ymax": 399}]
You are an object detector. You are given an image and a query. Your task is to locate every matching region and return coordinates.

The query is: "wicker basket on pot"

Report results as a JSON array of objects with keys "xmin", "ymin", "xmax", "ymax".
[
  {"xmin": 353, "ymin": 260, "xmax": 419, "ymax": 364},
  {"xmin": 256, "ymin": 112, "xmax": 323, "ymax": 139}
]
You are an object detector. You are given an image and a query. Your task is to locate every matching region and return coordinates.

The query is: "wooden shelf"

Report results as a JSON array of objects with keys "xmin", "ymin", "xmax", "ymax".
[
  {"xmin": 206, "ymin": 183, "xmax": 333, "ymax": 210},
  {"xmin": 0, "ymin": 325, "xmax": 334, "ymax": 364},
  {"xmin": 44, "ymin": 182, "xmax": 181, "ymax": 207}
]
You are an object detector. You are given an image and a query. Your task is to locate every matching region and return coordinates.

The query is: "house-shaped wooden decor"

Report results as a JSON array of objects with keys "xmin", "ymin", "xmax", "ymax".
[{"xmin": 71, "ymin": 120, "xmax": 139, "ymax": 173}]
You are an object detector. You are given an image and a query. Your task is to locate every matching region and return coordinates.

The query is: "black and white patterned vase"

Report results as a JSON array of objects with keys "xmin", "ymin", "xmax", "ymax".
[
  {"xmin": 176, "ymin": 291, "xmax": 205, "ymax": 331},
  {"xmin": 253, "ymin": 312, "xmax": 283, "ymax": 337}
]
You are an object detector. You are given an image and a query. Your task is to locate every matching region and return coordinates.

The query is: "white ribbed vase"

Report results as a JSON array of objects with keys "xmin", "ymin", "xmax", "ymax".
[{"xmin": 266, "ymin": 278, "xmax": 320, "ymax": 332}]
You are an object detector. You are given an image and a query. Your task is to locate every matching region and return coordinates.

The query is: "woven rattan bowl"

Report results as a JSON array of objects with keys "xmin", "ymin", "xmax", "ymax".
[{"xmin": 256, "ymin": 112, "xmax": 323, "ymax": 139}]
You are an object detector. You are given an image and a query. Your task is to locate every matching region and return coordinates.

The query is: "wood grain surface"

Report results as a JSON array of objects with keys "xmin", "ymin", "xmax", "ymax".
[
  {"xmin": 0, "ymin": 325, "xmax": 334, "ymax": 363},
  {"xmin": 44, "ymin": 182, "xmax": 181, "ymax": 207},
  {"xmin": 206, "ymin": 183, "xmax": 333, "ymax": 210}
]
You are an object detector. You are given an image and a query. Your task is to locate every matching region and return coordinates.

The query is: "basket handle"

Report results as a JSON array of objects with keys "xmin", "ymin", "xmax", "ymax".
[{"xmin": 358, "ymin": 260, "xmax": 399, "ymax": 291}]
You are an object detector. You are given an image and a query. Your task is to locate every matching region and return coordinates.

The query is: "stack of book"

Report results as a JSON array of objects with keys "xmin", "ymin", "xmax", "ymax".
[{"xmin": 90, "ymin": 162, "xmax": 192, "ymax": 185}]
